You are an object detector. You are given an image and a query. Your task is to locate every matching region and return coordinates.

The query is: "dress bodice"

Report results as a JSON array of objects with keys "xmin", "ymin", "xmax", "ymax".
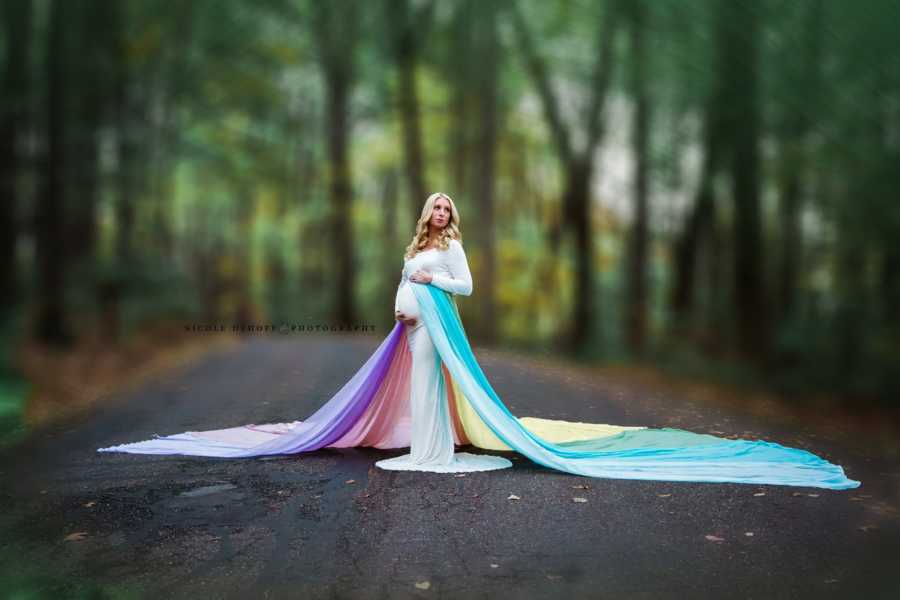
[{"xmin": 394, "ymin": 238, "xmax": 473, "ymax": 316}]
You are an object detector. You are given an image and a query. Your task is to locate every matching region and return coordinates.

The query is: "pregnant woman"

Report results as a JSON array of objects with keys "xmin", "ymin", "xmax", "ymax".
[
  {"xmin": 376, "ymin": 193, "xmax": 512, "ymax": 472},
  {"xmin": 98, "ymin": 192, "xmax": 860, "ymax": 490}
]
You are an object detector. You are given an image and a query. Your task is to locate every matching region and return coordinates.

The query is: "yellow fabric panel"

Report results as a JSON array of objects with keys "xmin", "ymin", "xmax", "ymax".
[
  {"xmin": 448, "ymin": 372, "xmax": 644, "ymax": 451},
  {"xmin": 444, "ymin": 296, "xmax": 644, "ymax": 451},
  {"xmin": 449, "ymin": 372, "xmax": 509, "ymax": 449}
]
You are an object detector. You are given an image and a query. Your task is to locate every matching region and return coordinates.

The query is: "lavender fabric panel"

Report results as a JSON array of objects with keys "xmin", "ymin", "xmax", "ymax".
[
  {"xmin": 242, "ymin": 322, "xmax": 405, "ymax": 455},
  {"xmin": 97, "ymin": 321, "xmax": 405, "ymax": 457}
]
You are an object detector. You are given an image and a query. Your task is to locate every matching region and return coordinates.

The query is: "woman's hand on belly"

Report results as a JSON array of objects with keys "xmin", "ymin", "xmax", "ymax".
[
  {"xmin": 394, "ymin": 310, "xmax": 417, "ymax": 327},
  {"xmin": 409, "ymin": 269, "xmax": 433, "ymax": 284},
  {"xmin": 395, "ymin": 284, "xmax": 421, "ymax": 321}
]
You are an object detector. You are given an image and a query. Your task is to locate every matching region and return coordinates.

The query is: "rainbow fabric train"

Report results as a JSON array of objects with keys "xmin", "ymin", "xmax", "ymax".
[{"xmin": 98, "ymin": 284, "xmax": 861, "ymax": 490}]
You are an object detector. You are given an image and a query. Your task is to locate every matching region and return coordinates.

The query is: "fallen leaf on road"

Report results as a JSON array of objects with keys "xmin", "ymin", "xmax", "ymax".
[
  {"xmin": 507, "ymin": 494, "xmax": 520, "ymax": 501},
  {"xmin": 64, "ymin": 532, "xmax": 89, "ymax": 542},
  {"xmin": 572, "ymin": 497, "xmax": 588, "ymax": 503},
  {"xmin": 657, "ymin": 493, "xmax": 672, "ymax": 498},
  {"xmin": 82, "ymin": 501, "xmax": 96, "ymax": 508},
  {"xmin": 704, "ymin": 535, "xmax": 725, "ymax": 543},
  {"xmin": 414, "ymin": 581, "xmax": 430, "ymax": 590}
]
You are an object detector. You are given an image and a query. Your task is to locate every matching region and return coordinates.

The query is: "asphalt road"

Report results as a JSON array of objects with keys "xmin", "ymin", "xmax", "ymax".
[{"xmin": 1, "ymin": 333, "xmax": 899, "ymax": 599}]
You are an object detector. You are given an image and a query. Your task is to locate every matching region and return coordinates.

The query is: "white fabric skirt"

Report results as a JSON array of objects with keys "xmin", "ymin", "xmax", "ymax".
[{"xmin": 377, "ymin": 284, "xmax": 512, "ymax": 473}]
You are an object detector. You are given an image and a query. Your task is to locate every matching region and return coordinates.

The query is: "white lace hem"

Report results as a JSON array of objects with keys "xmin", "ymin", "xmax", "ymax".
[{"xmin": 375, "ymin": 451, "xmax": 513, "ymax": 473}]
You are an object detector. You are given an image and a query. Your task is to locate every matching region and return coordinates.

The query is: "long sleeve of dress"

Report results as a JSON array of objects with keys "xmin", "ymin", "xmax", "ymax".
[
  {"xmin": 394, "ymin": 267, "xmax": 404, "ymax": 314},
  {"xmin": 430, "ymin": 239, "xmax": 473, "ymax": 296}
]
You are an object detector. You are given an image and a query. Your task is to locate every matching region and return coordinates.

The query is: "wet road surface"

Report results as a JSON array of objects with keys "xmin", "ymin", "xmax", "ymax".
[{"xmin": 2, "ymin": 333, "xmax": 899, "ymax": 599}]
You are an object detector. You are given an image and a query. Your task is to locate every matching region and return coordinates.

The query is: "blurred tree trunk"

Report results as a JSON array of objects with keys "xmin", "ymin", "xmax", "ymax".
[
  {"xmin": 776, "ymin": 0, "xmax": 824, "ymax": 325},
  {"xmin": 882, "ymin": 244, "xmax": 900, "ymax": 338},
  {"xmin": 0, "ymin": 0, "xmax": 33, "ymax": 311},
  {"xmin": 112, "ymin": 1, "xmax": 136, "ymax": 267},
  {"xmin": 725, "ymin": 0, "xmax": 767, "ymax": 359},
  {"xmin": 511, "ymin": 0, "xmax": 620, "ymax": 355},
  {"xmin": 881, "ymin": 84, "xmax": 900, "ymax": 341},
  {"xmin": 834, "ymin": 223, "xmax": 865, "ymax": 385},
  {"xmin": 386, "ymin": 0, "xmax": 435, "ymax": 218},
  {"xmin": 776, "ymin": 155, "xmax": 801, "ymax": 320},
  {"xmin": 670, "ymin": 103, "xmax": 719, "ymax": 339},
  {"xmin": 68, "ymin": 0, "xmax": 113, "ymax": 265},
  {"xmin": 313, "ymin": 0, "xmax": 359, "ymax": 326},
  {"xmin": 625, "ymin": 0, "xmax": 651, "ymax": 354},
  {"xmin": 151, "ymin": 2, "xmax": 195, "ymax": 261},
  {"xmin": 447, "ymin": 1, "xmax": 475, "ymax": 206},
  {"xmin": 233, "ymin": 181, "xmax": 255, "ymax": 330},
  {"xmin": 35, "ymin": 0, "xmax": 73, "ymax": 345},
  {"xmin": 380, "ymin": 168, "xmax": 400, "ymax": 327},
  {"xmin": 104, "ymin": 1, "xmax": 147, "ymax": 342},
  {"xmin": 473, "ymin": 0, "xmax": 500, "ymax": 344}
]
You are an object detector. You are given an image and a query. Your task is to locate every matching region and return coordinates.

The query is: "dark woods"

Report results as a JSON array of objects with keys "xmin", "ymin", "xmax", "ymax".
[{"xmin": 1, "ymin": 0, "xmax": 899, "ymax": 406}]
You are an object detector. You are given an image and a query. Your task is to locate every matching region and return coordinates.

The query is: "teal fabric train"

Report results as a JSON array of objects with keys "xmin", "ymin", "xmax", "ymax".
[{"xmin": 411, "ymin": 282, "xmax": 861, "ymax": 490}]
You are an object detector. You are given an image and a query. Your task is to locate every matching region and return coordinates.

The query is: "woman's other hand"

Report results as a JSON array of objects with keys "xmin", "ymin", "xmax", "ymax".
[
  {"xmin": 395, "ymin": 310, "xmax": 417, "ymax": 327},
  {"xmin": 409, "ymin": 269, "xmax": 433, "ymax": 284}
]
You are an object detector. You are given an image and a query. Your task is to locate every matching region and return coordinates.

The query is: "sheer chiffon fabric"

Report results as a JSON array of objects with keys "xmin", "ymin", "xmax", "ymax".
[
  {"xmin": 97, "ymin": 239, "xmax": 860, "ymax": 489},
  {"xmin": 375, "ymin": 283, "xmax": 512, "ymax": 472}
]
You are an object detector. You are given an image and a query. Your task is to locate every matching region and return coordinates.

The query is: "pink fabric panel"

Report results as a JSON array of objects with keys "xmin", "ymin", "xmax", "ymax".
[{"xmin": 329, "ymin": 331, "xmax": 413, "ymax": 449}]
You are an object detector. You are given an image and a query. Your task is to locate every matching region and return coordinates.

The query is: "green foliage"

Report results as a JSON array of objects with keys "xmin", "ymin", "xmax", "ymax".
[
  {"xmin": 7, "ymin": 0, "xmax": 900, "ymax": 407},
  {"xmin": 0, "ymin": 310, "xmax": 29, "ymax": 447}
]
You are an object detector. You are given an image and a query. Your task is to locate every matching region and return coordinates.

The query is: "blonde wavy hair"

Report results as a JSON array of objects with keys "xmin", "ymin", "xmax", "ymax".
[{"xmin": 403, "ymin": 192, "xmax": 463, "ymax": 260}]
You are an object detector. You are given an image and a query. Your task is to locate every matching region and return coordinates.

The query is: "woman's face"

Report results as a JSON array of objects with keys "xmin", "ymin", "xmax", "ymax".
[{"xmin": 430, "ymin": 197, "xmax": 451, "ymax": 230}]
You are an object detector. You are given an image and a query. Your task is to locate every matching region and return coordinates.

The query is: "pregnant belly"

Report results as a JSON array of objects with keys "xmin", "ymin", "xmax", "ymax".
[{"xmin": 395, "ymin": 283, "xmax": 420, "ymax": 319}]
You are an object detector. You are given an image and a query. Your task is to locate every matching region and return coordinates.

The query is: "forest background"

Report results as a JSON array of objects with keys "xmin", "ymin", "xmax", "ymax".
[{"xmin": 2, "ymin": 0, "xmax": 899, "ymax": 443}]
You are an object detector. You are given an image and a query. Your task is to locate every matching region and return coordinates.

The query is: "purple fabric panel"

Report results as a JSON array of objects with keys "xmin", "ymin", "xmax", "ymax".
[{"xmin": 221, "ymin": 321, "xmax": 405, "ymax": 457}]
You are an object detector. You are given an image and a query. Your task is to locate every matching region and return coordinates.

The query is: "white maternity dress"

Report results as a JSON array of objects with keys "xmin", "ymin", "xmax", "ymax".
[{"xmin": 374, "ymin": 239, "xmax": 512, "ymax": 473}]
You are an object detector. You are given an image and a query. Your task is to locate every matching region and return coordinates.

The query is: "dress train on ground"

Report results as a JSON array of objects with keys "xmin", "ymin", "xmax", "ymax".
[
  {"xmin": 374, "ymin": 313, "xmax": 511, "ymax": 473},
  {"xmin": 98, "ymin": 284, "xmax": 860, "ymax": 490}
]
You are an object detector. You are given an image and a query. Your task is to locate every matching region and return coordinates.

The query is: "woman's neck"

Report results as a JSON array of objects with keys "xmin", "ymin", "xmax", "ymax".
[{"xmin": 425, "ymin": 229, "xmax": 441, "ymax": 248}]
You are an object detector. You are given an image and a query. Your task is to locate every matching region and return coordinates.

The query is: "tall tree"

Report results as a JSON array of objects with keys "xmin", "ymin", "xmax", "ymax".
[
  {"xmin": 472, "ymin": 0, "xmax": 502, "ymax": 344},
  {"xmin": 669, "ymin": 102, "xmax": 720, "ymax": 339},
  {"xmin": 445, "ymin": 1, "xmax": 476, "ymax": 205},
  {"xmin": 775, "ymin": 0, "xmax": 824, "ymax": 326},
  {"xmin": 68, "ymin": 0, "xmax": 116, "ymax": 265},
  {"xmin": 35, "ymin": 0, "xmax": 73, "ymax": 345},
  {"xmin": 383, "ymin": 0, "xmax": 436, "ymax": 218},
  {"xmin": 112, "ymin": 0, "xmax": 138, "ymax": 267},
  {"xmin": 625, "ymin": 0, "xmax": 651, "ymax": 354},
  {"xmin": 0, "ymin": 0, "xmax": 33, "ymax": 312},
  {"xmin": 725, "ymin": 0, "xmax": 766, "ymax": 358},
  {"xmin": 669, "ymin": 0, "xmax": 732, "ymax": 351},
  {"xmin": 510, "ymin": 0, "xmax": 621, "ymax": 354},
  {"xmin": 312, "ymin": 0, "xmax": 360, "ymax": 326}
]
